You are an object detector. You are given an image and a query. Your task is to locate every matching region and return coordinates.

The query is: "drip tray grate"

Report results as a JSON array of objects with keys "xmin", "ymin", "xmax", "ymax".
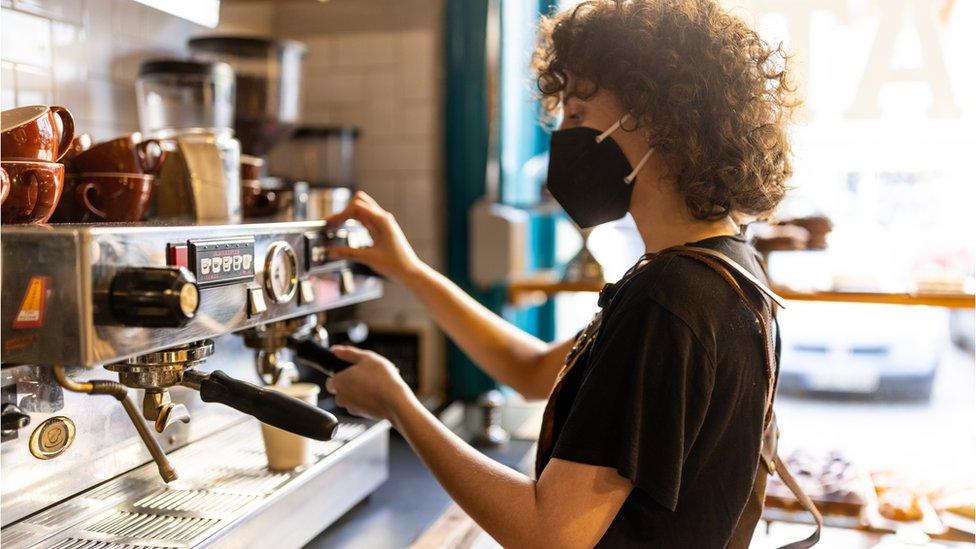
[
  {"xmin": 3, "ymin": 418, "xmax": 382, "ymax": 549},
  {"xmin": 83, "ymin": 511, "xmax": 219, "ymax": 542},
  {"xmin": 49, "ymin": 538, "xmax": 177, "ymax": 549},
  {"xmin": 134, "ymin": 489, "xmax": 259, "ymax": 515}
]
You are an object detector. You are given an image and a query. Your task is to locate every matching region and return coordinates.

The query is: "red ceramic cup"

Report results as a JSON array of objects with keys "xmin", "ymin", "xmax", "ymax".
[
  {"xmin": 241, "ymin": 179, "xmax": 280, "ymax": 218},
  {"xmin": 240, "ymin": 155, "xmax": 265, "ymax": 181},
  {"xmin": 1, "ymin": 105, "xmax": 75, "ymax": 162},
  {"xmin": 0, "ymin": 160, "xmax": 65, "ymax": 224},
  {"xmin": 1, "ymin": 166, "xmax": 9, "ymax": 205},
  {"xmin": 59, "ymin": 133, "xmax": 94, "ymax": 167},
  {"xmin": 53, "ymin": 172, "xmax": 156, "ymax": 223},
  {"xmin": 70, "ymin": 133, "xmax": 164, "ymax": 175}
]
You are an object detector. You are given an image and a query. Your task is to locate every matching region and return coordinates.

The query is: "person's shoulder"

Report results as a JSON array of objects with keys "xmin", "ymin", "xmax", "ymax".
[{"xmin": 608, "ymin": 237, "xmax": 762, "ymax": 345}]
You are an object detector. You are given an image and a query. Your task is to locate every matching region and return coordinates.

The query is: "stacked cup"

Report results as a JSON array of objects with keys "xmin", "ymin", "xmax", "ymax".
[
  {"xmin": 51, "ymin": 132, "xmax": 164, "ymax": 223},
  {"xmin": 1, "ymin": 105, "xmax": 74, "ymax": 224},
  {"xmin": 240, "ymin": 154, "xmax": 281, "ymax": 219}
]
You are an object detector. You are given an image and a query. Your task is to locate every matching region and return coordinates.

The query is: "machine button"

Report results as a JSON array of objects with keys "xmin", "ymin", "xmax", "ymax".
[
  {"xmin": 29, "ymin": 416, "xmax": 75, "ymax": 460},
  {"xmin": 166, "ymin": 244, "xmax": 189, "ymax": 269},
  {"xmin": 338, "ymin": 269, "xmax": 356, "ymax": 295},
  {"xmin": 109, "ymin": 267, "xmax": 199, "ymax": 328},
  {"xmin": 247, "ymin": 285, "xmax": 267, "ymax": 317},
  {"xmin": 298, "ymin": 279, "xmax": 316, "ymax": 305}
]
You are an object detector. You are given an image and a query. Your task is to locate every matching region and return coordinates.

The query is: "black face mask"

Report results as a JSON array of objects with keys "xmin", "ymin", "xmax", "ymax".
[{"xmin": 546, "ymin": 116, "xmax": 653, "ymax": 229}]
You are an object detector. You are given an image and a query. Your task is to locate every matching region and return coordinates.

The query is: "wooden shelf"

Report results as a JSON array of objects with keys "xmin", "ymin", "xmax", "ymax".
[
  {"xmin": 508, "ymin": 272, "xmax": 975, "ymax": 309},
  {"xmin": 772, "ymin": 287, "xmax": 974, "ymax": 309}
]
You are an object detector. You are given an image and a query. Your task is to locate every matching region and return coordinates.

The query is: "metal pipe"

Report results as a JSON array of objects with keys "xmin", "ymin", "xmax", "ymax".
[
  {"xmin": 52, "ymin": 366, "xmax": 93, "ymax": 393},
  {"xmin": 117, "ymin": 394, "xmax": 178, "ymax": 482},
  {"xmin": 52, "ymin": 366, "xmax": 178, "ymax": 483}
]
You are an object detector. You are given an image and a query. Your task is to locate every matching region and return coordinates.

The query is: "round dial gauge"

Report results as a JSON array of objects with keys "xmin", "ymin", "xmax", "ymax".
[{"xmin": 263, "ymin": 242, "xmax": 298, "ymax": 304}]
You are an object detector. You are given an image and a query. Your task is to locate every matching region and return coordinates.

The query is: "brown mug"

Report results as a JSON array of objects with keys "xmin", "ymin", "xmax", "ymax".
[
  {"xmin": 59, "ymin": 133, "xmax": 94, "ymax": 167},
  {"xmin": 0, "ymin": 160, "xmax": 65, "ymax": 224},
  {"xmin": 242, "ymin": 179, "xmax": 281, "ymax": 218},
  {"xmin": 70, "ymin": 133, "xmax": 165, "ymax": 175},
  {"xmin": 1, "ymin": 105, "xmax": 75, "ymax": 162},
  {"xmin": 240, "ymin": 155, "xmax": 265, "ymax": 181},
  {"xmin": 1, "ymin": 166, "xmax": 9, "ymax": 205},
  {"xmin": 53, "ymin": 172, "xmax": 156, "ymax": 223}
]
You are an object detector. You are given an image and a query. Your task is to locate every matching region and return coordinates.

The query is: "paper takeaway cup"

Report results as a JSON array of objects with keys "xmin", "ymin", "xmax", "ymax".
[{"xmin": 260, "ymin": 382, "xmax": 321, "ymax": 471}]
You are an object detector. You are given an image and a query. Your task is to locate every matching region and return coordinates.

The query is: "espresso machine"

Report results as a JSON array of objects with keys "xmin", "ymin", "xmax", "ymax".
[{"xmin": 0, "ymin": 220, "xmax": 388, "ymax": 548}]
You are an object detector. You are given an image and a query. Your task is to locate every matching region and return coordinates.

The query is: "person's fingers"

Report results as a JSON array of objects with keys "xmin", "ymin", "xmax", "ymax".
[
  {"xmin": 331, "ymin": 345, "xmax": 370, "ymax": 363},
  {"xmin": 327, "ymin": 245, "xmax": 366, "ymax": 262},
  {"xmin": 353, "ymin": 191, "xmax": 380, "ymax": 208},
  {"xmin": 323, "ymin": 204, "xmax": 357, "ymax": 228},
  {"xmin": 325, "ymin": 377, "xmax": 337, "ymax": 395},
  {"xmin": 325, "ymin": 200, "xmax": 383, "ymax": 229}
]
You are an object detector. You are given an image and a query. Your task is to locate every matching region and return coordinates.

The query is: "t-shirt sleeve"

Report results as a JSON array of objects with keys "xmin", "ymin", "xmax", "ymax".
[{"xmin": 549, "ymin": 298, "xmax": 716, "ymax": 512}]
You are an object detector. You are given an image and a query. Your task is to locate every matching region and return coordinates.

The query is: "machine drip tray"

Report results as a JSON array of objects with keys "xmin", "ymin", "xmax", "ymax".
[{"xmin": 3, "ymin": 418, "xmax": 390, "ymax": 549}]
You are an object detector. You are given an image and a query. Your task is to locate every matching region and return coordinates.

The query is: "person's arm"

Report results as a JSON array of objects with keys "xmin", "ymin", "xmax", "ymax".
[
  {"xmin": 326, "ymin": 192, "xmax": 570, "ymax": 398},
  {"xmin": 402, "ymin": 261, "xmax": 574, "ymax": 398},
  {"xmin": 326, "ymin": 346, "xmax": 633, "ymax": 548}
]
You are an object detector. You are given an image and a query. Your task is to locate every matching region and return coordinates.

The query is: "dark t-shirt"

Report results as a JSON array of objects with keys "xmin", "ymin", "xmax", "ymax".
[{"xmin": 539, "ymin": 235, "xmax": 778, "ymax": 548}]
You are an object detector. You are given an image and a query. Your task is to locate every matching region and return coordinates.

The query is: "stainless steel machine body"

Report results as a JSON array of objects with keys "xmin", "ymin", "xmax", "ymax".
[
  {"xmin": 1, "ymin": 221, "xmax": 375, "ymax": 366},
  {"xmin": 1, "ymin": 220, "xmax": 387, "ymax": 547}
]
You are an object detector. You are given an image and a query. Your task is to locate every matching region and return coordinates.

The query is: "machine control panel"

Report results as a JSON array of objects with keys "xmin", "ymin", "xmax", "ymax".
[
  {"xmin": 304, "ymin": 229, "xmax": 348, "ymax": 272},
  {"xmin": 187, "ymin": 237, "xmax": 256, "ymax": 287},
  {"xmin": 263, "ymin": 242, "xmax": 299, "ymax": 304}
]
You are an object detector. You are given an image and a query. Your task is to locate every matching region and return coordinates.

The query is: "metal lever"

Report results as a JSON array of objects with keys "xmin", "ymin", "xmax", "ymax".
[
  {"xmin": 288, "ymin": 338, "xmax": 355, "ymax": 377},
  {"xmin": 1, "ymin": 403, "xmax": 31, "ymax": 435},
  {"xmin": 181, "ymin": 369, "xmax": 339, "ymax": 440}
]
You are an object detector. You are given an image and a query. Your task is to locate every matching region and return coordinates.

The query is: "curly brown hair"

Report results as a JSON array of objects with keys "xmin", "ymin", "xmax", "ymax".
[{"xmin": 534, "ymin": 0, "xmax": 798, "ymax": 220}]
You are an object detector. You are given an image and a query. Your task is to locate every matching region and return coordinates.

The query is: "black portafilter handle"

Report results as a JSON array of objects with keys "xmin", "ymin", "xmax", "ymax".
[
  {"xmin": 195, "ymin": 370, "xmax": 339, "ymax": 441},
  {"xmin": 290, "ymin": 339, "xmax": 355, "ymax": 376}
]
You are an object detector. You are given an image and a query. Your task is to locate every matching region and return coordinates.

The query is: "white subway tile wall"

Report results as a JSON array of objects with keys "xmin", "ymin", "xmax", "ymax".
[
  {"xmin": 0, "ymin": 0, "xmax": 205, "ymax": 138},
  {"xmin": 275, "ymin": 1, "xmax": 447, "ymax": 394}
]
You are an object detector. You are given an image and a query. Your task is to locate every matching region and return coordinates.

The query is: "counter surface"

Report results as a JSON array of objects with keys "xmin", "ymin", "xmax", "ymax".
[{"xmin": 305, "ymin": 432, "xmax": 534, "ymax": 548}]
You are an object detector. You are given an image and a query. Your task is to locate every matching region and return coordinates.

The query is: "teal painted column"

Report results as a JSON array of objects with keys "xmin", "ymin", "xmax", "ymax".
[{"xmin": 444, "ymin": 0, "xmax": 498, "ymax": 401}]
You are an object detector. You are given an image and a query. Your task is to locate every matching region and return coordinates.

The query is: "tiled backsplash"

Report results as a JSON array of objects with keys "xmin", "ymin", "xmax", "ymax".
[
  {"xmin": 275, "ymin": 3, "xmax": 447, "ymax": 393},
  {"xmin": 0, "ymin": 0, "xmax": 213, "ymax": 139}
]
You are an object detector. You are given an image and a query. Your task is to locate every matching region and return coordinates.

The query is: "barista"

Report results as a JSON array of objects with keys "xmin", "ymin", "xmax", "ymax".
[{"xmin": 322, "ymin": 0, "xmax": 797, "ymax": 546}]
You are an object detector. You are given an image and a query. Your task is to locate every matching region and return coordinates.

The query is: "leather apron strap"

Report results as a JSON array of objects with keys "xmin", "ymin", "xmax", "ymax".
[{"xmin": 669, "ymin": 246, "xmax": 822, "ymax": 548}]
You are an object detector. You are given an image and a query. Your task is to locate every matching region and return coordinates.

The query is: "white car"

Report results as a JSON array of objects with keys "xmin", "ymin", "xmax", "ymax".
[{"xmin": 777, "ymin": 302, "xmax": 947, "ymax": 401}]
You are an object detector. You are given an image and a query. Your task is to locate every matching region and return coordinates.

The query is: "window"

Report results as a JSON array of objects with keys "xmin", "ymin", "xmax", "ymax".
[{"xmin": 547, "ymin": 0, "xmax": 975, "ymax": 487}]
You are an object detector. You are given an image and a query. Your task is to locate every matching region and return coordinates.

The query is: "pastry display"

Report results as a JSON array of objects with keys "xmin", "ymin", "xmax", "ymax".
[
  {"xmin": 930, "ymin": 488, "xmax": 976, "ymax": 521},
  {"xmin": 764, "ymin": 450, "xmax": 866, "ymax": 516},
  {"xmin": 878, "ymin": 487, "xmax": 924, "ymax": 521},
  {"xmin": 868, "ymin": 470, "xmax": 947, "ymax": 535}
]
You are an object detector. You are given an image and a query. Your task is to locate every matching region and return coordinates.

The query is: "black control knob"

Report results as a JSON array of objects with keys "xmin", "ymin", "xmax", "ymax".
[{"xmin": 110, "ymin": 267, "xmax": 199, "ymax": 327}]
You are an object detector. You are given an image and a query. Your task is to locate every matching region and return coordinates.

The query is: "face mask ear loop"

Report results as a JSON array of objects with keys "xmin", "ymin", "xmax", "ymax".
[
  {"xmin": 624, "ymin": 147, "xmax": 655, "ymax": 185},
  {"xmin": 595, "ymin": 114, "xmax": 630, "ymax": 143}
]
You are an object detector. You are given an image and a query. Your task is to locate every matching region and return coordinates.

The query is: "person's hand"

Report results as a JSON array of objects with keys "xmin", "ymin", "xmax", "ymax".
[
  {"xmin": 325, "ymin": 191, "xmax": 423, "ymax": 283},
  {"xmin": 325, "ymin": 345, "xmax": 412, "ymax": 422}
]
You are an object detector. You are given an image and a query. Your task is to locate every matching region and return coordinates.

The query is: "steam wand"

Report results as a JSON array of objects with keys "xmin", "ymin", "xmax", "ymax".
[{"xmin": 53, "ymin": 366, "xmax": 178, "ymax": 483}]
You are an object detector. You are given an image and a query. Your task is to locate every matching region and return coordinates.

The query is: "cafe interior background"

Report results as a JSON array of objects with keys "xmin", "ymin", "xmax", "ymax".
[{"xmin": 0, "ymin": 0, "xmax": 973, "ymax": 547}]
